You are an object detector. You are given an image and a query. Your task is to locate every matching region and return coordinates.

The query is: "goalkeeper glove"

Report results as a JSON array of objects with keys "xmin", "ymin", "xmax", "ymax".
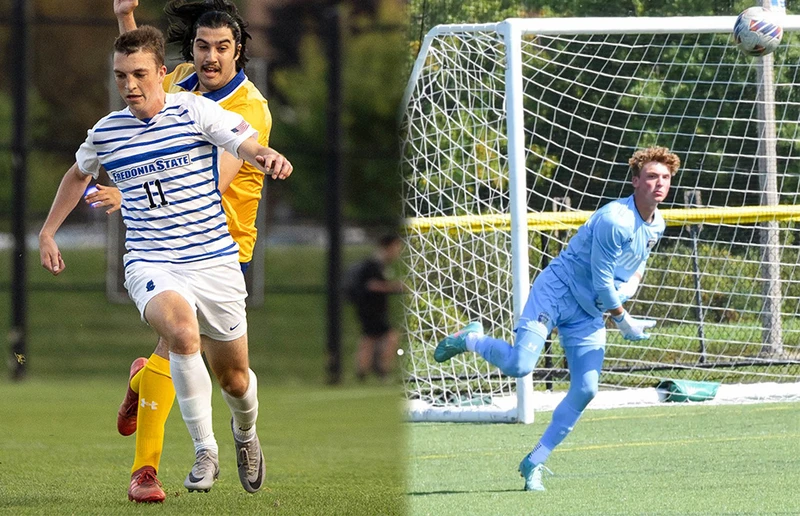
[{"xmin": 612, "ymin": 310, "xmax": 656, "ymax": 341}]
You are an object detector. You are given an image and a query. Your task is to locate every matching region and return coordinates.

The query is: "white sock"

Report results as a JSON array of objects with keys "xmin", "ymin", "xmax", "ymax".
[
  {"xmin": 170, "ymin": 351, "xmax": 218, "ymax": 455},
  {"xmin": 528, "ymin": 442, "xmax": 552, "ymax": 465},
  {"xmin": 465, "ymin": 333, "xmax": 483, "ymax": 352},
  {"xmin": 221, "ymin": 368, "xmax": 259, "ymax": 442}
]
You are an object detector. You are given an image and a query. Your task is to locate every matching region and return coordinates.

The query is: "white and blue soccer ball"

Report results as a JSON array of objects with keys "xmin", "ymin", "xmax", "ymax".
[{"xmin": 734, "ymin": 6, "xmax": 783, "ymax": 57}]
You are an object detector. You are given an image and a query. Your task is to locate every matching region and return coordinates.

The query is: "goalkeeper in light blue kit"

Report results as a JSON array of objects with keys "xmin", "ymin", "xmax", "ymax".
[{"xmin": 434, "ymin": 146, "xmax": 681, "ymax": 491}]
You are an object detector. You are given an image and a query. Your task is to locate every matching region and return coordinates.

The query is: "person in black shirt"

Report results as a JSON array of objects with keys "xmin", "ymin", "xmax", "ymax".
[{"xmin": 350, "ymin": 234, "xmax": 404, "ymax": 380}]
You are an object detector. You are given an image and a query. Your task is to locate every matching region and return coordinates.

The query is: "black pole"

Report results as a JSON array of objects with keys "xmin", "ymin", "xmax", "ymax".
[
  {"xmin": 690, "ymin": 224, "xmax": 706, "ymax": 363},
  {"xmin": 9, "ymin": 0, "xmax": 30, "ymax": 381},
  {"xmin": 324, "ymin": 4, "xmax": 344, "ymax": 385},
  {"xmin": 684, "ymin": 190, "xmax": 707, "ymax": 364},
  {"xmin": 687, "ymin": 192, "xmax": 707, "ymax": 364}
]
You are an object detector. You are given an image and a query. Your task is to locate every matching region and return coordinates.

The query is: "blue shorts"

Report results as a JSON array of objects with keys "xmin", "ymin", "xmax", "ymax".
[{"xmin": 518, "ymin": 267, "xmax": 606, "ymax": 348}]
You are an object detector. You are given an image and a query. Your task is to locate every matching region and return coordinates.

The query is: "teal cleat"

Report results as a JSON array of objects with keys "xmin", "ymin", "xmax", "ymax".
[
  {"xmin": 433, "ymin": 321, "xmax": 484, "ymax": 363},
  {"xmin": 518, "ymin": 455, "xmax": 552, "ymax": 492}
]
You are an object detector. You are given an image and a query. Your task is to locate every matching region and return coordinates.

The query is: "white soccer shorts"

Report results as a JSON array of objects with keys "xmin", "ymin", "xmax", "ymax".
[{"xmin": 124, "ymin": 259, "xmax": 248, "ymax": 341}]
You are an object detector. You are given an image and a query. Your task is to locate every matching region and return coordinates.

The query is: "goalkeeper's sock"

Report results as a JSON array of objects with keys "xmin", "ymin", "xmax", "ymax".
[
  {"xmin": 170, "ymin": 351, "xmax": 218, "ymax": 455},
  {"xmin": 471, "ymin": 327, "xmax": 546, "ymax": 378},
  {"xmin": 131, "ymin": 354, "xmax": 175, "ymax": 474},
  {"xmin": 538, "ymin": 344, "xmax": 604, "ymax": 450},
  {"xmin": 540, "ymin": 400, "xmax": 583, "ymax": 450},
  {"xmin": 465, "ymin": 333, "xmax": 482, "ymax": 352},
  {"xmin": 129, "ymin": 366, "xmax": 145, "ymax": 394},
  {"xmin": 527, "ymin": 442, "xmax": 553, "ymax": 465},
  {"xmin": 221, "ymin": 369, "xmax": 259, "ymax": 442}
]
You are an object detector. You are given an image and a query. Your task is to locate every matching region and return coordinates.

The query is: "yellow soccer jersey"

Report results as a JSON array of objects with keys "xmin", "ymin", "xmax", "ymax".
[{"xmin": 163, "ymin": 62, "xmax": 272, "ymax": 264}]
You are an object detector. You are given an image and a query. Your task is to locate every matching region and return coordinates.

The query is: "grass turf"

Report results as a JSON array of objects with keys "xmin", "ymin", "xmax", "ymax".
[
  {"xmin": 5, "ymin": 245, "xmax": 800, "ymax": 514},
  {"xmin": 0, "ymin": 245, "xmax": 406, "ymax": 514},
  {"xmin": 0, "ymin": 379, "xmax": 404, "ymax": 515},
  {"xmin": 407, "ymin": 402, "xmax": 800, "ymax": 515}
]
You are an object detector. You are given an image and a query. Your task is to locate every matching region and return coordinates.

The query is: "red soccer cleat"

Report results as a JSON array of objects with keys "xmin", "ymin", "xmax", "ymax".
[
  {"xmin": 117, "ymin": 357, "xmax": 148, "ymax": 436},
  {"xmin": 128, "ymin": 466, "xmax": 165, "ymax": 503}
]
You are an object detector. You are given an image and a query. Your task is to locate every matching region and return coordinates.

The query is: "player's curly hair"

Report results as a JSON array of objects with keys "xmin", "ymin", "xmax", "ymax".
[
  {"xmin": 628, "ymin": 146, "xmax": 681, "ymax": 177},
  {"xmin": 114, "ymin": 25, "xmax": 166, "ymax": 68},
  {"xmin": 164, "ymin": 0, "xmax": 251, "ymax": 71}
]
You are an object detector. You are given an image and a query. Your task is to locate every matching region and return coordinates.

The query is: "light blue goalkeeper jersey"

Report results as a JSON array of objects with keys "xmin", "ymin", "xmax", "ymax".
[{"xmin": 548, "ymin": 195, "xmax": 665, "ymax": 317}]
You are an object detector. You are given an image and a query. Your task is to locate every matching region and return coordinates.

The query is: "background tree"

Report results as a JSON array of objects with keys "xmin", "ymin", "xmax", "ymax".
[{"xmin": 264, "ymin": 0, "xmax": 407, "ymax": 225}]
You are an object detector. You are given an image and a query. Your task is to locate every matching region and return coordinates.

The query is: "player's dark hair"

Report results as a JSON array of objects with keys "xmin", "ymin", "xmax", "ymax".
[
  {"xmin": 165, "ymin": 0, "xmax": 251, "ymax": 71},
  {"xmin": 114, "ymin": 25, "xmax": 166, "ymax": 68},
  {"xmin": 629, "ymin": 146, "xmax": 681, "ymax": 177},
  {"xmin": 378, "ymin": 233, "xmax": 402, "ymax": 249}
]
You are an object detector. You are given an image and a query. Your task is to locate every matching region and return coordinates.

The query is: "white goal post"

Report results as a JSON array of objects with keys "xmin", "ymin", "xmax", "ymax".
[{"xmin": 401, "ymin": 15, "xmax": 800, "ymax": 423}]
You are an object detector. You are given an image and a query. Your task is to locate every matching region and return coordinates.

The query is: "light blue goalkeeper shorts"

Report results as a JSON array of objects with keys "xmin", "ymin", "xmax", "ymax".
[{"xmin": 518, "ymin": 267, "xmax": 606, "ymax": 349}]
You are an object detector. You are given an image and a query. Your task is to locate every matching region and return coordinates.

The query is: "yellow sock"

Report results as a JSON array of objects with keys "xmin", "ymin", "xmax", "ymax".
[
  {"xmin": 131, "ymin": 354, "xmax": 175, "ymax": 474},
  {"xmin": 129, "ymin": 367, "xmax": 145, "ymax": 394}
]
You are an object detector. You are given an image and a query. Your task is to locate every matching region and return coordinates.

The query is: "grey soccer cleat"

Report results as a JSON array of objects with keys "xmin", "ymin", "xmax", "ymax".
[
  {"xmin": 183, "ymin": 448, "xmax": 219, "ymax": 493},
  {"xmin": 232, "ymin": 419, "xmax": 266, "ymax": 493}
]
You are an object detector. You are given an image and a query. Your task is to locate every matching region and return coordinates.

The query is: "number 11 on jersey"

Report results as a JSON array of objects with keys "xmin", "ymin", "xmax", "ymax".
[{"xmin": 142, "ymin": 179, "xmax": 169, "ymax": 209}]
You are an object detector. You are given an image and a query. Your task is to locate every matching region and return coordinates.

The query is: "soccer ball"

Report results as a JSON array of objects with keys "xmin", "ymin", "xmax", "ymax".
[{"xmin": 733, "ymin": 6, "xmax": 783, "ymax": 57}]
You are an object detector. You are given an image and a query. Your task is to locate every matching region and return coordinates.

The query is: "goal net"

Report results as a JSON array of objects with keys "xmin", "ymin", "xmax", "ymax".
[{"xmin": 401, "ymin": 16, "xmax": 800, "ymax": 422}]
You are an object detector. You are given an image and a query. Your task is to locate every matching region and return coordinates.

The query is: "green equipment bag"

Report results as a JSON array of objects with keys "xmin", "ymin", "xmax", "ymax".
[{"xmin": 656, "ymin": 379, "xmax": 720, "ymax": 402}]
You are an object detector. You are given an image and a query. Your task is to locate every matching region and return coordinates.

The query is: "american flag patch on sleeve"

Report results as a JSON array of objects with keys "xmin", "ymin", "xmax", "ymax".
[{"xmin": 232, "ymin": 120, "xmax": 250, "ymax": 134}]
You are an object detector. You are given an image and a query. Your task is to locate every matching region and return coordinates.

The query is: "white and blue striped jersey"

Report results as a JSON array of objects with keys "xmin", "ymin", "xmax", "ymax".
[
  {"xmin": 76, "ymin": 92, "xmax": 257, "ymax": 269},
  {"xmin": 548, "ymin": 195, "xmax": 665, "ymax": 316}
]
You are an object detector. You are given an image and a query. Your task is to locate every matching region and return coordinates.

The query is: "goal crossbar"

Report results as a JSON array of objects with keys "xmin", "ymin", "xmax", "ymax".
[
  {"xmin": 422, "ymin": 15, "xmax": 800, "ymax": 36},
  {"xmin": 403, "ymin": 16, "xmax": 800, "ymax": 111},
  {"xmin": 407, "ymin": 205, "xmax": 800, "ymax": 234}
]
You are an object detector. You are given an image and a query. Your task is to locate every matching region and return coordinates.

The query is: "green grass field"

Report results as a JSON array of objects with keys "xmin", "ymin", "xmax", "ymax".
[
  {"xmin": 0, "ymin": 245, "xmax": 406, "ymax": 514},
  {"xmin": 408, "ymin": 403, "xmax": 800, "ymax": 515},
  {"xmin": 5, "ymin": 244, "xmax": 800, "ymax": 515},
  {"xmin": 1, "ymin": 380, "xmax": 402, "ymax": 515}
]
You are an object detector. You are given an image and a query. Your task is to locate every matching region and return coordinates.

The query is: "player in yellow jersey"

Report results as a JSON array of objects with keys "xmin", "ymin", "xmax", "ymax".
[{"xmin": 85, "ymin": 0, "xmax": 287, "ymax": 503}]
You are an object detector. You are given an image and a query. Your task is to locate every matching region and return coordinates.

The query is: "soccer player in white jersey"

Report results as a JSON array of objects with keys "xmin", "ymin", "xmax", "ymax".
[
  {"xmin": 80, "ymin": 0, "xmax": 283, "ymax": 503},
  {"xmin": 38, "ymin": 26, "xmax": 291, "ymax": 501},
  {"xmin": 434, "ymin": 146, "xmax": 680, "ymax": 491}
]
